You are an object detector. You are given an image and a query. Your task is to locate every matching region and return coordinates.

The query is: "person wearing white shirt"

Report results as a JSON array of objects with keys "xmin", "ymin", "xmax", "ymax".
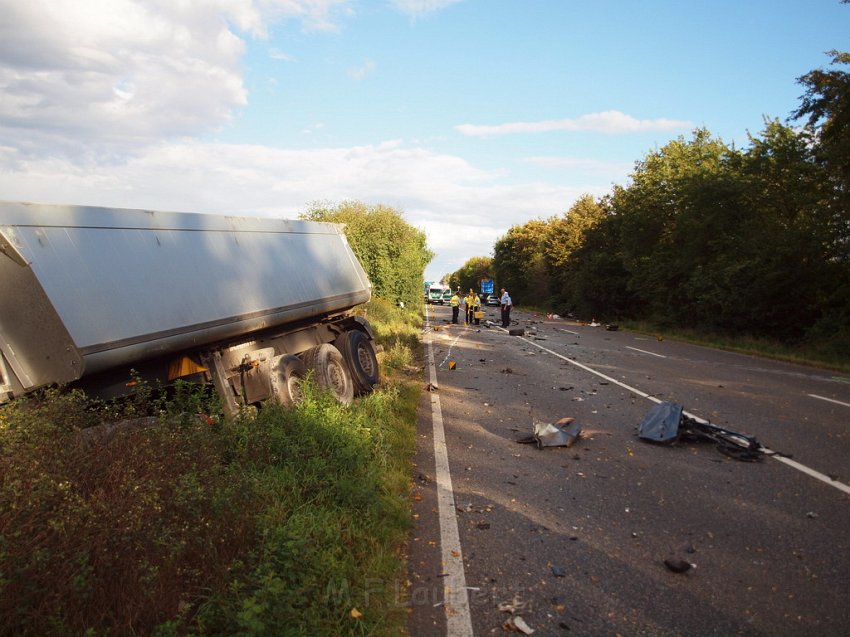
[{"xmin": 500, "ymin": 288, "xmax": 512, "ymax": 328}]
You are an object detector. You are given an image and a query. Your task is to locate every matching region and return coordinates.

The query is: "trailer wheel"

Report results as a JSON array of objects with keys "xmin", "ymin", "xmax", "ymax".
[
  {"xmin": 335, "ymin": 330, "xmax": 380, "ymax": 395},
  {"xmin": 301, "ymin": 344, "xmax": 354, "ymax": 405},
  {"xmin": 270, "ymin": 354, "xmax": 307, "ymax": 406}
]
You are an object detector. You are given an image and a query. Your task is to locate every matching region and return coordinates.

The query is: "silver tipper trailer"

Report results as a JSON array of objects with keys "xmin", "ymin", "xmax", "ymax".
[{"xmin": 0, "ymin": 201, "xmax": 380, "ymax": 415}]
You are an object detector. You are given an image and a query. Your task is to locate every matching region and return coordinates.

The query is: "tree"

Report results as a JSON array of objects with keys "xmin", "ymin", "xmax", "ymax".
[
  {"xmin": 449, "ymin": 256, "xmax": 493, "ymax": 294},
  {"xmin": 492, "ymin": 219, "xmax": 550, "ymax": 306},
  {"xmin": 793, "ymin": 50, "xmax": 850, "ymax": 188},
  {"xmin": 301, "ymin": 201, "xmax": 433, "ymax": 307},
  {"xmin": 545, "ymin": 194, "xmax": 606, "ymax": 307}
]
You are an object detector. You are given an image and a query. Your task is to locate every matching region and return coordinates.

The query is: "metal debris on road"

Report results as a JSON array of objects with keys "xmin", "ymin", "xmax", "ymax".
[
  {"xmin": 502, "ymin": 616, "xmax": 535, "ymax": 634},
  {"xmin": 637, "ymin": 401, "xmax": 764, "ymax": 461},
  {"xmin": 517, "ymin": 417, "xmax": 583, "ymax": 448}
]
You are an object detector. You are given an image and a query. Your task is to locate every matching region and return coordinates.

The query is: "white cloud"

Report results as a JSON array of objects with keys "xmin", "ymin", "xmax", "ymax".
[
  {"xmin": 0, "ymin": 138, "xmax": 586, "ymax": 280},
  {"xmin": 389, "ymin": 0, "xmax": 464, "ymax": 17},
  {"xmin": 269, "ymin": 48, "xmax": 296, "ymax": 61},
  {"xmin": 523, "ymin": 156, "xmax": 634, "ymax": 183},
  {"xmin": 348, "ymin": 59, "xmax": 376, "ymax": 80},
  {"xmin": 0, "ymin": 0, "xmax": 611, "ymax": 281},
  {"xmin": 0, "ymin": 0, "xmax": 353, "ymax": 159},
  {"xmin": 456, "ymin": 110, "xmax": 694, "ymax": 137}
]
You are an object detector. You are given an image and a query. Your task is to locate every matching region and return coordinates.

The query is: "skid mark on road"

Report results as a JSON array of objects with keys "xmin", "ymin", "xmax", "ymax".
[
  {"xmin": 513, "ymin": 330, "xmax": 850, "ymax": 496},
  {"xmin": 424, "ymin": 308, "xmax": 474, "ymax": 636}
]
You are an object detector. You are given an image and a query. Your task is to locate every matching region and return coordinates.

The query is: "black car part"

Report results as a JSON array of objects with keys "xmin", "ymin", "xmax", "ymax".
[{"xmin": 638, "ymin": 401, "xmax": 764, "ymax": 462}]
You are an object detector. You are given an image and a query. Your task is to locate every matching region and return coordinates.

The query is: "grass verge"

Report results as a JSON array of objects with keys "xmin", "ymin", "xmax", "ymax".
[
  {"xmin": 0, "ymin": 297, "xmax": 422, "ymax": 636},
  {"xmin": 622, "ymin": 321, "xmax": 850, "ymax": 374}
]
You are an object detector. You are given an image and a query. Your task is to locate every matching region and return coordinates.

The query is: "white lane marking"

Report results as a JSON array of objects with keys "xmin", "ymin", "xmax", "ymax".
[
  {"xmin": 424, "ymin": 308, "xmax": 474, "ymax": 636},
  {"xmin": 764, "ymin": 451, "xmax": 850, "ymax": 495},
  {"xmin": 626, "ymin": 345, "xmax": 667, "ymax": 359},
  {"xmin": 512, "ymin": 331, "xmax": 850, "ymax": 496},
  {"xmin": 809, "ymin": 393, "xmax": 850, "ymax": 408}
]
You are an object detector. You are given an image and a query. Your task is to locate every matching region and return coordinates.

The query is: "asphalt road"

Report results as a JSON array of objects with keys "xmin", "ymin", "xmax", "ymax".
[{"xmin": 408, "ymin": 303, "xmax": 850, "ymax": 637}]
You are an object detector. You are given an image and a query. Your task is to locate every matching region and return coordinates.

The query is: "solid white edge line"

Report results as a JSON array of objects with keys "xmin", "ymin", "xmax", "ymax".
[
  {"xmin": 424, "ymin": 307, "xmax": 474, "ymax": 636},
  {"xmin": 809, "ymin": 393, "xmax": 850, "ymax": 408},
  {"xmin": 514, "ymin": 331, "xmax": 850, "ymax": 496}
]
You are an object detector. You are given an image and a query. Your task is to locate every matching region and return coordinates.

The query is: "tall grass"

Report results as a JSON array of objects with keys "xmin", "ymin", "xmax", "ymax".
[{"xmin": 0, "ymin": 299, "xmax": 422, "ymax": 636}]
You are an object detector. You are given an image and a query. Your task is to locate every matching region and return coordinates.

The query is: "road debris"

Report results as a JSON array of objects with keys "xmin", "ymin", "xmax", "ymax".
[
  {"xmin": 502, "ymin": 616, "xmax": 535, "ymax": 634},
  {"xmin": 516, "ymin": 417, "xmax": 582, "ymax": 448},
  {"xmin": 637, "ymin": 401, "xmax": 764, "ymax": 461},
  {"xmin": 663, "ymin": 558, "xmax": 696, "ymax": 574},
  {"xmin": 497, "ymin": 595, "xmax": 527, "ymax": 614}
]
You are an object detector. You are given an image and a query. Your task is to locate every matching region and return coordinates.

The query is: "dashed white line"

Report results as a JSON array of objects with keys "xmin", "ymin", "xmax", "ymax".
[
  {"xmin": 513, "ymin": 330, "xmax": 850, "ymax": 497},
  {"xmin": 809, "ymin": 393, "xmax": 850, "ymax": 408},
  {"xmin": 626, "ymin": 345, "xmax": 667, "ymax": 359},
  {"xmin": 424, "ymin": 308, "xmax": 474, "ymax": 636}
]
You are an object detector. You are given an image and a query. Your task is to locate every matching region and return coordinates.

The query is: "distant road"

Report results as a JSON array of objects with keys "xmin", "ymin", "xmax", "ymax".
[{"xmin": 409, "ymin": 303, "xmax": 850, "ymax": 637}]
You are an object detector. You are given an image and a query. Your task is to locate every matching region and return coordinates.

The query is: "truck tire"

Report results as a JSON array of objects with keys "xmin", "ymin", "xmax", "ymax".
[
  {"xmin": 335, "ymin": 330, "xmax": 380, "ymax": 395},
  {"xmin": 301, "ymin": 344, "xmax": 354, "ymax": 405},
  {"xmin": 270, "ymin": 354, "xmax": 307, "ymax": 406}
]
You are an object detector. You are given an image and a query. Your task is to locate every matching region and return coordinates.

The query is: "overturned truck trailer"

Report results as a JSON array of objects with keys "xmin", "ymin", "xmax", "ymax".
[{"xmin": 0, "ymin": 201, "xmax": 380, "ymax": 416}]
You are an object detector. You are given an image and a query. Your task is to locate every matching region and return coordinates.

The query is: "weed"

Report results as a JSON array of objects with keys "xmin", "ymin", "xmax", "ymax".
[{"xmin": 0, "ymin": 303, "xmax": 421, "ymax": 637}]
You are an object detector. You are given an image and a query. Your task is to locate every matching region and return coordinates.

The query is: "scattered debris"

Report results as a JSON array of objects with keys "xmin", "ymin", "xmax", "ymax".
[
  {"xmin": 497, "ymin": 596, "xmax": 527, "ymax": 614},
  {"xmin": 605, "ymin": 324, "xmax": 619, "ymax": 331},
  {"xmin": 535, "ymin": 417, "xmax": 582, "ymax": 448},
  {"xmin": 637, "ymin": 401, "xmax": 763, "ymax": 461},
  {"xmin": 425, "ymin": 382, "xmax": 439, "ymax": 392},
  {"xmin": 806, "ymin": 511, "xmax": 818, "ymax": 519},
  {"xmin": 551, "ymin": 565, "xmax": 566, "ymax": 577},
  {"xmin": 663, "ymin": 558, "xmax": 696, "ymax": 574},
  {"xmin": 509, "ymin": 328, "xmax": 525, "ymax": 336},
  {"xmin": 501, "ymin": 367, "xmax": 513, "ymax": 374},
  {"xmin": 502, "ymin": 616, "xmax": 535, "ymax": 634}
]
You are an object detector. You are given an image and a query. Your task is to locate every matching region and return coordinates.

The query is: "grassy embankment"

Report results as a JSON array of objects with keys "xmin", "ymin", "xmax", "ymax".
[
  {"xmin": 621, "ymin": 321, "xmax": 850, "ymax": 374},
  {"xmin": 0, "ymin": 298, "xmax": 423, "ymax": 637}
]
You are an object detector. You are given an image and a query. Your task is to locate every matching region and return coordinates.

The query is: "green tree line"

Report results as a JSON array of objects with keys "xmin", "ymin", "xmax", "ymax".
[
  {"xmin": 480, "ymin": 51, "xmax": 850, "ymax": 356},
  {"xmin": 301, "ymin": 200, "xmax": 433, "ymax": 308}
]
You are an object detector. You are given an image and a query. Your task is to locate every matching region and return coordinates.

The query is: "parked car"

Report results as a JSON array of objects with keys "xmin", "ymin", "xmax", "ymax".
[{"xmin": 485, "ymin": 294, "xmax": 500, "ymax": 306}]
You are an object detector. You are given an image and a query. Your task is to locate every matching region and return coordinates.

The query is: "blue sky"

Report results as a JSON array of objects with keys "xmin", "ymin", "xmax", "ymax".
[{"xmin": 1, "ymin": 0, "xmax": 848, "ymax": 282}]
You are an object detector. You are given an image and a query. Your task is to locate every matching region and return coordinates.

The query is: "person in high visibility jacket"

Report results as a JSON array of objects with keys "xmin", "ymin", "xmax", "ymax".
[
  {"xmin": 465, "ymin": 289, "xmax": 476, "ymax": 325},
  {"xmin": 449, "ymin": 291, "xmax": 460, "ymax": 324},
  {"xmin": 471, "ymin": 292, "xmax": 482, "ymax": 325}
]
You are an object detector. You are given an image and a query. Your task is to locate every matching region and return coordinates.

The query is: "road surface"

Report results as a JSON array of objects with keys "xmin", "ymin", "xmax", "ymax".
[{"xmin": 408, "ymin": 303, "xmax": 850, "ymax": 637}]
